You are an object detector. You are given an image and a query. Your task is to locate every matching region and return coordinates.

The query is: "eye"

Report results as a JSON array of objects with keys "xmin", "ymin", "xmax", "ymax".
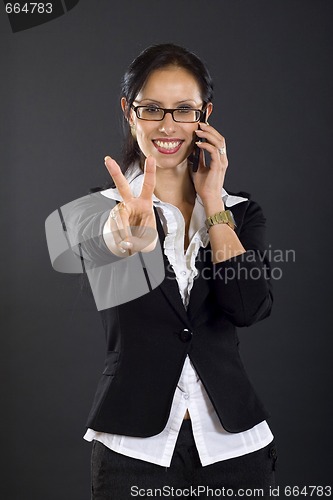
[
  {"xmin": 144, "ymin": 106, "xmax": 161, "ymax": 113},
  {"xmin": 176, "ymin": 107, "xmax": 193, "ymax": 114}
]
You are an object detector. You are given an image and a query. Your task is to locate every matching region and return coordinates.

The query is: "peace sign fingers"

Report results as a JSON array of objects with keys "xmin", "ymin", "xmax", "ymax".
[{"xmin": 103, "ymin": 155, "xmax": 157, "ymax": 256}]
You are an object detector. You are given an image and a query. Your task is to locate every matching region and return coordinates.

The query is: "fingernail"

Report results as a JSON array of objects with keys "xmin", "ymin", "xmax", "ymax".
[
  {"xmin": 104, "ymin": 156, "xmax": 111, "ymax": 162},
  {"xmin": 119, "ymin": 241, "xmax": 133, "ymax": 249},
  {"xmin": 118, "ymin": 247, "xmax": 127, "ymax": 253},
  {"xmin": 195, "ymin": 141, "xmax": 203, "ymax": 146}
]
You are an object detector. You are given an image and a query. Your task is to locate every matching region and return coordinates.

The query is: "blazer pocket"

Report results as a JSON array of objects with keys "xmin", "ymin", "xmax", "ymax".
[
  {"xmin": 102, "ymin": 350, "xmax": 120, "ymax": 376},
  {"xmin": 86, "ymin": 351, "xmax": 119, "ymax": 424}
]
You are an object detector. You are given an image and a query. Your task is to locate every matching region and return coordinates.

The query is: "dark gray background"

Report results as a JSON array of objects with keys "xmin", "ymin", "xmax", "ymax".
[{"xmin": 1, "ymin": 1, "xmax": 332, "ymax": 498}]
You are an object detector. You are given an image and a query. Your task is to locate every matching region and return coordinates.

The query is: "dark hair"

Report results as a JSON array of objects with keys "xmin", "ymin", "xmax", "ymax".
[{"xmin": 120, "ymin": 43, "xmax": 214, "ymax": 176}]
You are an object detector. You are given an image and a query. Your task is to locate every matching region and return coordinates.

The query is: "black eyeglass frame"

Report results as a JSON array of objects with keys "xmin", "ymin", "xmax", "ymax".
[{"xmin": 130, "ymin": 104, "xmax": 207, "ymax": 123}]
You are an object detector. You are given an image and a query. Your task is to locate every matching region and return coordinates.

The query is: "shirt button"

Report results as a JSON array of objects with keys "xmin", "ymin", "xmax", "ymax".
[
  {"xmin": 183, "ymin": 393, "xmax": 189, "ymax": 400},
  {"xmin": 179, "ymin": 328, "xmax": 192, "ymax": 342},
  {"xmin": 180, "ymin": 271, "xmax": 186, "ymax": 276}
]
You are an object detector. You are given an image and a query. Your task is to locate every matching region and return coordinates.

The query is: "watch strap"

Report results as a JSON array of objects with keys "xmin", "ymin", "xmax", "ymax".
[{"xmin": 205, "ymin": 210, "xmax": 236, "ymax": 231}]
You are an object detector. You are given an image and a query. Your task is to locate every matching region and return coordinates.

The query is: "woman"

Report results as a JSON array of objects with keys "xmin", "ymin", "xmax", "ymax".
[{"xmin": 48, "ymin": 43, "xmax": 277, "ymax": 499}]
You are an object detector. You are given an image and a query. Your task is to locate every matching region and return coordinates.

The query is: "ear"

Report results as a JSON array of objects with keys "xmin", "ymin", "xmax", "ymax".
[
  {"xmin": 205, "ymin": 102, "xmax": 213, "ymax": 123},
  {"xmin": 121, "ymin": 97, "xmax": 135, "ymax": 126}
]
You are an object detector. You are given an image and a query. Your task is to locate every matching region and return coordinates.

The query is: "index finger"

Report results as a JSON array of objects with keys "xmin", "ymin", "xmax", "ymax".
[
  {"xmin": 104, "ymin": 156, "xmax": 133, "ymax": 203},
  {"xmin": 199, "ymin": 122, "xmax": 224, "ymax": 143},
  {"xmin": 139, "ymin": 156, "xmax": 156, "ymax": 201}
]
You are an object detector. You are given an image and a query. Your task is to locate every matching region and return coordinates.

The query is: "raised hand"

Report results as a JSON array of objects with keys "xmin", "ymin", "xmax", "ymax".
[
  {"xmin": 192, "ymin": 122, "xmax": 228, "ymax": 209},
  {"xmin": 103, "ymin": 155, "xmax": 157, "ymax": 256}
]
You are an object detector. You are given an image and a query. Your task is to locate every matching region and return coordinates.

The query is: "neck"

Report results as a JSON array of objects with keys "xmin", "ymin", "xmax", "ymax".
[{"xmin": 154, "ymin": 161, "xmax": 196, "ymax": 207}]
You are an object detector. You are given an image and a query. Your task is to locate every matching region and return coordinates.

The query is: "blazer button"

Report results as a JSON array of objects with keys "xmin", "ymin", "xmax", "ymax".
[{"xmin": 179, "ymin": 328, "xmax": 192, "ymax": 342}]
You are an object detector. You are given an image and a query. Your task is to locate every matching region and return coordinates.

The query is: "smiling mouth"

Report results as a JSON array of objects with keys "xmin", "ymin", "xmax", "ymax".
[{"xmin": 152, "ymin": 139, "xmax": 184, "ymax": 154}]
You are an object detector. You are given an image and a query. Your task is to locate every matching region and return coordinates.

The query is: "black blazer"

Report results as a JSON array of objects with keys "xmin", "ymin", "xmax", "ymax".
[{"xmin": 71, "ymin": 193, "xmax": 273, "ymax": 437}]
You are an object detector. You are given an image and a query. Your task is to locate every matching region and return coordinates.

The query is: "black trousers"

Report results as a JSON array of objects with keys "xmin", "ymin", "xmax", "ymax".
[{"xmin": 91, "ymin": 420, "xmax": 277, "ymax": 499}]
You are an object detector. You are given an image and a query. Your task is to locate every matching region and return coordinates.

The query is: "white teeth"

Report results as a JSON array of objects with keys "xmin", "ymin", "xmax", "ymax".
[{"xmin": 154, "ymin": 140, "xmax": 181, "ymax": 150}]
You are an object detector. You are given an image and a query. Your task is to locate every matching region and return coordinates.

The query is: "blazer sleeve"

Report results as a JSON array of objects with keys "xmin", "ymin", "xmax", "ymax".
[
  {"xmin": 211, "ymin": 200, "xmax": 273, "ymax": 327},
  {"xmin": 61, "ymin": 192, "xmax": 119, "ymax": 267}
]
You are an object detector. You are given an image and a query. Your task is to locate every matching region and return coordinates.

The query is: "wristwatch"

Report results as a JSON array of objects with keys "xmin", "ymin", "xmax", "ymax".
[{"xmin": 205, "ymin": 209, "xmax": 236, "ymax": 231}]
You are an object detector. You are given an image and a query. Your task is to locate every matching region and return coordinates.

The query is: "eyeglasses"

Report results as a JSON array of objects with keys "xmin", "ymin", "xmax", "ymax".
[{"xmin": 131, "ymin": 105, "xmax": 206, "ymax": 123}]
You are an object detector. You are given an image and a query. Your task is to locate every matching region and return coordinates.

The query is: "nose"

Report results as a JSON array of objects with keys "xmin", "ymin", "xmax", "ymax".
[{"xmin": 158, "ymin": 111, "xmax": 176, "ymax": 135}]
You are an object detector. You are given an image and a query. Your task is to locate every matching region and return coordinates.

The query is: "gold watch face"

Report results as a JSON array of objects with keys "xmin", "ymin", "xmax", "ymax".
[{"xmin": 215, "ymin": 212, "xmax": 229, "ymax": 224}]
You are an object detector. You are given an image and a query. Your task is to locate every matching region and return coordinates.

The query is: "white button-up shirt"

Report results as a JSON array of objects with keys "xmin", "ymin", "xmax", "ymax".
[{"xmin": 84, "ymin": 167, "xmax": 274, "ymax": 467}]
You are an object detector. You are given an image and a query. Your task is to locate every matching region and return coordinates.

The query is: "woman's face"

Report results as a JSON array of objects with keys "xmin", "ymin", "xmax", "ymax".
[{"xmin": 122, "ymin": 66, "xmax": 212, "ymax": 170}]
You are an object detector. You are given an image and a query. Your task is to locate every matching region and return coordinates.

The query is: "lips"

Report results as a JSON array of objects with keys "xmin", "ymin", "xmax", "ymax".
[{"xmin": 152, "ymin": 139, "xmax": 184, "ymax": 154}]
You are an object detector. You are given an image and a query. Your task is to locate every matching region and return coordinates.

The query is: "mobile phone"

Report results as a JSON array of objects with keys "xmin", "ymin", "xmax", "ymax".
[{"xmin": 192, "ymin": 110, "xmax": 207, "ymax": 172}]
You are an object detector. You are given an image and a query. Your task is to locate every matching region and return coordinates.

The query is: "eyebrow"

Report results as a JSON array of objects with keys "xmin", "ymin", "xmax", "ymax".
[{"xmin": 137, "ymin": 98, "xmax": 200, "ymax": 105}]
